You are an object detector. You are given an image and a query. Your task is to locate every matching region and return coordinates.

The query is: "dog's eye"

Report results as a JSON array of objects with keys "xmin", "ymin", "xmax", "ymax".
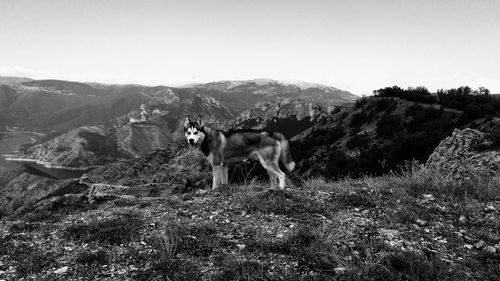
[
  {"xmin": 187, "ymin": 132, "xmax": 191, "ymax": 135},
  {"xmin": 194, "ymin": 132, "xmax": 198, "ymax": 135}
]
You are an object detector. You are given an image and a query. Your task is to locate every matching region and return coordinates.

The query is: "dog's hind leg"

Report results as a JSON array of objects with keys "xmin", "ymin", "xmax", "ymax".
[
  {"xmin": 267, "ymin": 170, "xmax": 278, "ymax": 188},
  {"xmin": 256, "ymin": 152, "xmax": 285, "ymax": 189},
  {"xmin": 267, "ymin": 161, "xmax": 286, "ymax": 190}
]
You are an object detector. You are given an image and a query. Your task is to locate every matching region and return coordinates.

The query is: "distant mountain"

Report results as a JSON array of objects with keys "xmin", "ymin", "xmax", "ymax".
[
  {"xmin": 0, "ymin": 76, "xmax": 357, "ymax": 133},
  {"xmin": 0, "ymin": 76, "xmax": 33, "ymax": 86},
  {"xmin": 183, "ymin": 79, "xmax": 357, "ymax": 112}
]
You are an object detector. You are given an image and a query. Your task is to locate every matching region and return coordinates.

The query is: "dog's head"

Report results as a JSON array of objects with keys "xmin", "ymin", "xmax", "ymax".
[{"xmin": 184, "ymin": 115, "xmax": 206, "ymax": 148}]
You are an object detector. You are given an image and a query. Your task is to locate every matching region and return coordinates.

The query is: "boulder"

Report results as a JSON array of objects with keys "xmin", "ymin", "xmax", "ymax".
[{"xmin": 426, "ymin": 128, "xmax": 500, "ymax": 179}]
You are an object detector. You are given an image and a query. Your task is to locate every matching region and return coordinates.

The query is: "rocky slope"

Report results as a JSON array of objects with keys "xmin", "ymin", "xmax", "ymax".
[{"xmin": 0, "ymin": 170, "xmax": 499, "ymax": 280}]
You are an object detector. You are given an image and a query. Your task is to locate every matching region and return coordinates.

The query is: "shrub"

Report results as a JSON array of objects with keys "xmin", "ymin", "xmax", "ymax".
[
  {"xmin": 355, "ymin": 96, "xmax": 369, "ymax": 109},
  {"xmin": 350, "ymin": 112, "xmax": 370, "ymax": 128},
  {"xmin": 135, "ymin": 227, "xmax": 202, "ymax": 281},
  {"xmin": 376, "ymin": 113, "xmax": 403, "ymax": 139},
  {"xmin": 346, "ymin": 133, "xmax": 370, "ymax": 150},
  {"xmin": 383, "ymin": 250, "xmax": 448, "ymax": 280}
]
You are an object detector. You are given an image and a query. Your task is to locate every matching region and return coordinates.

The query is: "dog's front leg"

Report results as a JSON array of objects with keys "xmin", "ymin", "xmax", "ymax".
[{"xmin": 212, "ymin": 165, "xmax": 220, "ymax": 189}]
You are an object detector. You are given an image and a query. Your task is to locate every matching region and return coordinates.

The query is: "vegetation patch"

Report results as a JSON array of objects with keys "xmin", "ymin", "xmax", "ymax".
[
  {"xmin": 134, "ymin": 228, "xmax": 203, "ymax": 281},
  {"xmin": 74, "ymin": 248, "xmax": 109, "ymax": 265},
  {"xmin": 63, "ymin": 210, "xmax": 143, "ymax": 245},
  {"xmin": 22, "ymin": 209, "xmax": 62, "ymax": 223},
  {"xmin": 239, "ymin": 189, "xmax": 331, "ymax": 218}
]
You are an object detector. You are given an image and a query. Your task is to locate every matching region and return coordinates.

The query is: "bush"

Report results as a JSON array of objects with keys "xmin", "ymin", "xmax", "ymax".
[
  {"xmin": 383, "ymin": 250, "xmax": 448, "ymax": 280},
  {"xmin": 350, "ymin": 112, "xmax": 370, "ymax": 128},
  {"xmin": 376, "ymin": 113, "xmax": 403, "ymax": 139},
  {"xmin": 346, "ymin": 133, "xmax": 370, "ymax": 150},
  {"xmin": 135, "ymin": 227, "xmax": 202, "ymax": 281}
]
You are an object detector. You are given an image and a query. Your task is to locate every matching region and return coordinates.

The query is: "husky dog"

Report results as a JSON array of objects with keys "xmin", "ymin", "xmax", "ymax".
[{"xmin": 184, "ymin": 115, "xmax": 295, "ymax": 189}]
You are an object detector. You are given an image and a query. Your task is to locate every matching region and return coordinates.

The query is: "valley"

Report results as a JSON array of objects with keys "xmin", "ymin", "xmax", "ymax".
[{"xmin": 0, "ymin": 77, "xmax": 499, "ymax": 280}]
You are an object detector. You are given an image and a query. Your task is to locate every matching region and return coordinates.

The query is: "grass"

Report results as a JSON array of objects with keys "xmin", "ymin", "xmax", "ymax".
[
  {"xmin": 63, "ymin": 209, "xmax": 143, "ymax": 245},
  {"xmin": 212, "ymin": 257, "xmax": 270, "ymax": 281},
  {"xmin": 238, "ymin": 188, "xmax": 332, "ymax": 218},
  {"xmin": 134, "ymin": 226, "xmax": 203, "ymax": 281}
]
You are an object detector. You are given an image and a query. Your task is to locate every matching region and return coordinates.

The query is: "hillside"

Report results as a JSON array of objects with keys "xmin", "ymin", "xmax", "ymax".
[
  {"xmin": 291, "ymin": 94, "xmax": 500, "ymax": 178},
  {"xmin": 0, "ymin": 168, "xmax": 499, "ymax": 280}
]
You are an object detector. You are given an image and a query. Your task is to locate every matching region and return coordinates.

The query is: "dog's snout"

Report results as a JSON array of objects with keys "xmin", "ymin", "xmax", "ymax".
[{"xmin": 189, "ymin": 139, "xmax": 195, "ymax": 144}]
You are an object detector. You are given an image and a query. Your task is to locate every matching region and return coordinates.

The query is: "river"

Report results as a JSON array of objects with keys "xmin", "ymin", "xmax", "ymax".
[
  {"xmin": 0, "ymin": 130, "xmax": 38, "ymax": 168},
  {"xmin": 0, "ymin": 130, "xmax": 93, "ymax": 179}
]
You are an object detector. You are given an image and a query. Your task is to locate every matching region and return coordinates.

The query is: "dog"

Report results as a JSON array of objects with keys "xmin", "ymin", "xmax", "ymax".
[{"xmin": 184, "ymin": 115, "xmax": 295, "ymax": 189}]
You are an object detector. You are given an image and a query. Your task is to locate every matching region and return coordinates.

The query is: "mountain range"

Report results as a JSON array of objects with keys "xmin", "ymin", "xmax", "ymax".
[{"xmin": 0, "ymin": 77, "xmax": 357, "ymax": 134}]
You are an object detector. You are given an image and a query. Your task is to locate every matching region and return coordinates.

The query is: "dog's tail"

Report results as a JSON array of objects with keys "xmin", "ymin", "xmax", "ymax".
[{"xmin": 272, "ymin": 132, "xmax": 296, "ymax": 172}]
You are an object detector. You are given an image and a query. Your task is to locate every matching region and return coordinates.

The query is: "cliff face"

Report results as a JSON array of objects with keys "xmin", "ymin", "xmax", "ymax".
[{"xmin": 230, "ymin": 99, "xmax": 338, "ymax": 138}]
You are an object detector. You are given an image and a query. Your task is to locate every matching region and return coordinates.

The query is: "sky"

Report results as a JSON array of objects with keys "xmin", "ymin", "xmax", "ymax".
[{"xmin": 0, "ymin": 0, "xmax": 499, "ymax": 95}]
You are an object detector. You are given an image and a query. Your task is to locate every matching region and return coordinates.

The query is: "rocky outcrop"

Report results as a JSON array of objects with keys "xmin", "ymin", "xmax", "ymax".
[
  {"xmin": 117, "ymin": 122, "xmax": 171, "ymax": 158},
  {"xmin": 231, "ymin": 99, "xmax": 338, "ymax": 138},
  {"xmin": 426, "ymin": 128, "xmax": 500, "ymax": 179}
]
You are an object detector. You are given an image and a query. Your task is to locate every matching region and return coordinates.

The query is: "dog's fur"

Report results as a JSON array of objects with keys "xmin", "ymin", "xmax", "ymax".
[{"xmin": 184, "ymin": 115, "xmax": 295, "ymax": 189}]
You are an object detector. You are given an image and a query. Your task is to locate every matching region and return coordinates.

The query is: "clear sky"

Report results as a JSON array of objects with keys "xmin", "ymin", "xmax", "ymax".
[{"xmin": 0, "ymin": 0, "xmax": 499, "ymax": 95}]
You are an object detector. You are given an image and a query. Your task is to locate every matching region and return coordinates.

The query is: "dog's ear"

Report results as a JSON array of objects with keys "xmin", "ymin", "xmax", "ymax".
[
  {"xmin": 184, "ymin": 115, "xmax": 190, "ymax": 128},
  {"xmin": 196, "ymin": 115, "xmax": 203, "ymax": 127}
]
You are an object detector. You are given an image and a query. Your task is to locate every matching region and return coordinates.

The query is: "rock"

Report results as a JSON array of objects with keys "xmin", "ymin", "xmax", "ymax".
[
  {"xmin": 334, "ymin": 267, "xmax": 347, "ymax": 274},
  {"xmin": 464, "ymin": 244, "xmax": 473, "ymax": 250},
  {"xmin": 416, "ymin": 219, "xmax": 428, "ymax": 226},
  {"xmin": 378, "ymin": 228, "xmax": 399, "ymax": 240},
  {"xmin": 485, "ymin": 205, "xmax": 496, "ymax": 212},
  {"xmin": 422, "ymin": 194, "xmax": 434, "ymax": 200},
  {"xmin": 483, "ymin": 246, "xmax": 497, "ymax": 254},
  {"xmin": 459, "ymin": 216, "xmax": 467, "ymax": 224},
  {"xmin": 54, "ymin": 266, "xmax": 69, "ymax": 274},
  {"xmin": 474, "ymin": 240, "xmax": 485, "ymax": 249},
  {"xmin": 426, "ymin": 128, "xmax": 500, "ymax": 179}
]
